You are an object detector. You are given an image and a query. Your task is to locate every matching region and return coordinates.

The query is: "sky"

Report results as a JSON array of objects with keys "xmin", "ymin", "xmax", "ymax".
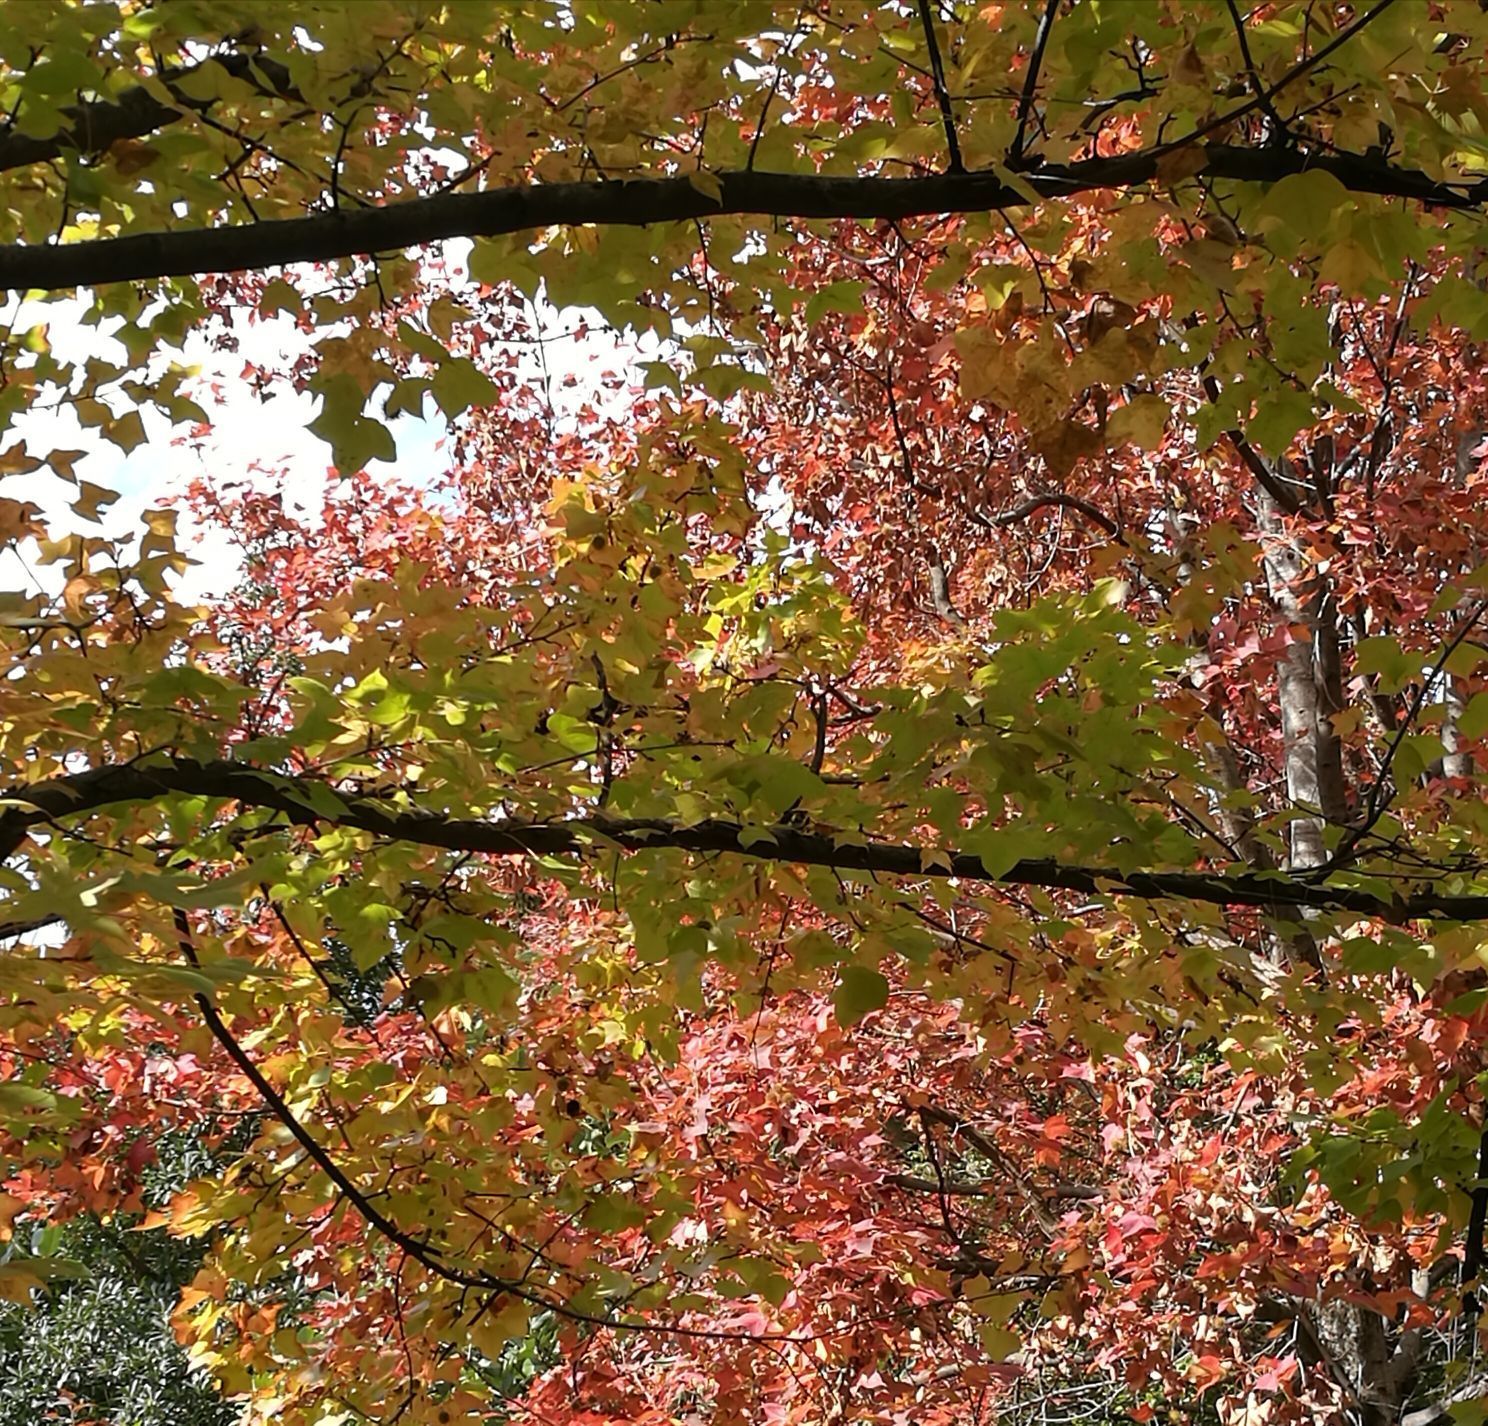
[
  {"xmin": 5, "ymin": 290, "xmax": 443, "ymax": 603},
  {"xmin": 3, "ymin": 244, "xmax": 663, "ymax": 605}
]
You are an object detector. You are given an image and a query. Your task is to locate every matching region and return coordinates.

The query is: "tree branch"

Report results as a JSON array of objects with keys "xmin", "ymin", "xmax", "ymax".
[
  {"xmin": 1401, "ymin": 1371, "xmax": 1488, "ymax": 1426},
  {"xmin": 1170, "ymin": 0, "xmax": 1396, "ymax": 154},
  {"xmin": 992, "ymin": 492, "xmax": 1119, "ymax": 536},
  {"xmin": 1224, "ymin": 0, "xmax": 1291, "ymax": 140},
  {"xmin": 170, "ymin": 903, "xmax": 848, "ymax": 1345},
  {"xmin": 3, "ymin": 144, "xmax": 1486, "ymax": 293},
  {"xmin": 0, "ymin": 51, "xmax": 298, "ymax": 174},
  {"xmin": 916, "ymin": 0, "xmax": 964, "ymax": 174},
  {"xmin": 1, "ymin": 756, "xmax": 1485, "ymax": 924},
  {"xmin": 1010, "ymin": 0, "xmax": 1060, "ymax": 162}
]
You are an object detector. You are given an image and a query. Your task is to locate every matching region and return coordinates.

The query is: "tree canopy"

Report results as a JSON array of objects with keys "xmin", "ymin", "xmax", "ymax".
[{"xmin": 8, "ymin": 2, "xmax": 1488, "ymax": 1423}]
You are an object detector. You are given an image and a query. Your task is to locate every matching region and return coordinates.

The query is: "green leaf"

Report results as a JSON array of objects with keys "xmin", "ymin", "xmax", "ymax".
[
  {"xmin": 468, "ymin": 239, "xmax": 540, "ymax": 294},
  {"xmin": 4, "ymin": 1254, "xmax": 89, "ymax": 1281},
  {"xmin": 260, "ymin": 278, "xmax": 303, "ymax": 316},
  {"xmin": 1106, "ymin": 394, "xmax": 1169, "ymax": 449},
  {"xmin": 1354, "ymin": 636, "xmax": 1418, "ymax": 694},
  {"xmin": 284, "ymin": 780, "xmax": 350, "ymax": 820},
  {"xmin": 732, "ymin": 1255, "xmax": 792, "ymax": 1305},
  {"xmin": 1393, "ymin": 733, "xmax": 1444, "ymax": 784},
  {"xmin": 23, "ymin": 51, "xmax": 103, "ymax": 98},
  {"xmin": 833, "ymin": 966, "xmax": 889, "ymax": 1027},
  {"xmin": 686, "ymin": 168, "xmax": 724, "ymax": 204},
  {"xmin": 546, "ymin": 712, "xmax": 598, "ymax": 754},
  {"xmin": 431, "ymin": 357, "xmax": 498, "ymax": 418},
  {"xmin": 804, "ymin": 280, "xmax": 866, "ymax": 326},
  {"xmin": 1253, "ymin": 169, "xmax": 1352, "ymax": 245},
  {"xmin": 1247, "ymin": 391, "xmax": 1316, "ymax": 458},
  {"xmin": 461, "ymin": 965, "xmax": 517, "ymax": 1015},
  {"xmin": 582, "ymin": 1195, "xmax": 646, "ymax": 1232},
  {"xmin": 1460, "ymin": 692, "xmax": 1488, "ymax": 740},
  {"xmin": 103, "ymin": 410, "xmax": 146, "ymax": 453},
  {"xmin": 640, "ymin": 361, "xmax": 683, "ymax": 395},
  {"xmin": 0, "ymin": 1082, "xmax": 55, "ymax": 1111},
  {"xmin": 308, "ymin": 374, "xmax": 396, "ymax": 473}
]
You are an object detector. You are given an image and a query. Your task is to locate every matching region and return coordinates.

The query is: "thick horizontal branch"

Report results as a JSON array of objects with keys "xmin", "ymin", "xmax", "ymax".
[
  {"xmin": 1, "ymin": 144, "xmax": 1483, "ymax": 293},
  {"xmin": 0, "ymin": 757, "xmax": 1482, "ymax": 923}
]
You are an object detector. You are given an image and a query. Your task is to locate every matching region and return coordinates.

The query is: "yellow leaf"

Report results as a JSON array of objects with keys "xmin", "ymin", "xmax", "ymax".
[
  {"xmin": 47, "ymin": 449, "xmax": 86, "ymax": 482},
  {"xmin": 70, "ymin": 480, "xmax": 121, "ymax": 523},
  {"xmin": 920, "ymin": 846, "xmax": 955, "ymax": 873},
  {"xmin": 104, "ymin": 410, "xmax": 146, "ymax": 453},
  {"xmin": 0, "ymin": 442, "xmax": 42, "ymax": 475},
  {"xmin": 0, "ymin": 1263, "xmax": 43, "ymax": 1302},
  {"xmin": 1319, "ymin": 239, "xmax": 1383, "ymax": 293},
  {"xmin": 1106, "ymin": 394, "xmax": 1170, "ymax": 450},
  {"xmin": 466, "ymin": 1295, "xmax": 531, "ymax": 1358}
]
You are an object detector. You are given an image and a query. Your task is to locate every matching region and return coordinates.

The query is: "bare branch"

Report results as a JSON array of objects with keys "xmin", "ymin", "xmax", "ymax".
[
  {"xmin": 992, "ymin": 492, "xmax": 1119, "ymax": 537},
  {"xmin": 0, "ymin": 51, "xmax": 298, "ymax": 173}
]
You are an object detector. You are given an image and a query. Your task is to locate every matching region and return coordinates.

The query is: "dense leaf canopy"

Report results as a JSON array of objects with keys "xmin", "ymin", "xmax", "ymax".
[{"xmin": 8, "ymin": 3, "xmax": 1488, "ymax": 1424}]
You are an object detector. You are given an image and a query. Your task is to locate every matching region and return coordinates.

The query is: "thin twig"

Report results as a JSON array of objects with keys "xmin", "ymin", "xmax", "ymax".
[
  {"xmin": 1329, "ymin": 603, "xmax": 1486, "ymax": 869},
  {"xmin": 1159, "ymin": 0, "xmax": 1398, "ymax": 156},
  {"xmin": 747, "ymin": 12, "xmax": 806, "ymax": 170},
  {"xmin": 916, "ymin": 0, "xmax": 964, "ymax": 174},
  {"xmin": 1224, "ymin": 0, "xmax": 1291, "ymax": 140},
  {"xmin": 1011, "ymin": 0, "xmax": 1060, "ymax": 162}
]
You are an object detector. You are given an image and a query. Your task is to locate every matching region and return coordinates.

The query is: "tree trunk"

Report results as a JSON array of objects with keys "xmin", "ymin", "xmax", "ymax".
[
  {"xmin": 1255, "ymin": 470, "xmax": 1427, "ymax": 1416},
  {"xmin": 1257, "ymin": 492, "xmax": 1347, "ymax": 870},
  {"xmin": 1313, "ymin": 1298, "xmax": 1421, "ymax": 1425}
]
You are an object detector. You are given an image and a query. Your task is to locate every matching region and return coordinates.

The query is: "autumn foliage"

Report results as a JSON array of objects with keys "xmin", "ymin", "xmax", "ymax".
[{"xmin": 8, "ymin": 4, "xmax": 1488, "ymax": 1425}]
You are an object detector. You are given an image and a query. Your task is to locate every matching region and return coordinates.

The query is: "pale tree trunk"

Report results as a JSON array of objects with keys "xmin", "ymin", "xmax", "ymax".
[
  {"xmin": 1204, "ymin": 734, "xmax": 1271, "ymax": 869},
  {"xmin": 1255, "ymin": 470, "xmax": 1429, "ymax": 1420},
  {"xmin": 1442, "ymin": 673, "xmax": 1472, "ymax": 781},
  {"xmin": 1257, "ymin": 491, "xmax": 1347, "ymax": 869},
  {"xmin": 1440, "ymin": 429, "xmax": 1485, "ymax": 783}
]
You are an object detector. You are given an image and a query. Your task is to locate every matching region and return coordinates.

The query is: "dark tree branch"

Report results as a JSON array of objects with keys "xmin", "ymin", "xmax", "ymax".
[
  {"xmin": 3, "ymin": 143, "xmax": 1486, "ymax": 293},
  {"xmin": 1204, "ymin": 375, "xmax": 1306, "ymax": 514},
  {"xmin": 874, "ymin": 344, "xmax": 1143, "ymax": 546},
  {"xmin": 1224, "ymin": 0, "xmax": 1291, "ymax": 140},
  {"xmin": 2, "ymin": 756, "xmax": 1487, "ymax": 924},
  {"xmin": 887, "ymin": 1171, "xmax": 996, "ymax": 1197},
  {"xmin": 0, "ymin": 51, "xmax": 298, "ymax": 173},
  {"xmin": 916, "ymin": 0, "xmax": 964, "ymax": 174},
  {"xmin": 170, "ymin": 903, "xmax": 856, "ymax": 1345},
  {"xmin": 1166, "ymin": 0, "xmax": 1397, "ymax": 153},
  {"xmin": 1328, "ymin": 604, "xmax": 1487, "ymax": 871},
  {"xmin": 1010, "ymin": 0, "xmax": 1060, "ymax": 163},
  {"xmin": 992, "ymin": 492, "xmax": 1119, "ymax": 537},
  {"xmin": 1227, "ymin": 428, "xmax": 1304, "ymax": 514}
]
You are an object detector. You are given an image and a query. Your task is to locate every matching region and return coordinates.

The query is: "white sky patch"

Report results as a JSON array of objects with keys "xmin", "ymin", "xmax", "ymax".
[
  {"xmin": 2, "ymin": 296, "xmax": 444, "ymax": 602},
  {"xmin": 2, "ymin": 249, "xmax": 673, "ymax": 604}
]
